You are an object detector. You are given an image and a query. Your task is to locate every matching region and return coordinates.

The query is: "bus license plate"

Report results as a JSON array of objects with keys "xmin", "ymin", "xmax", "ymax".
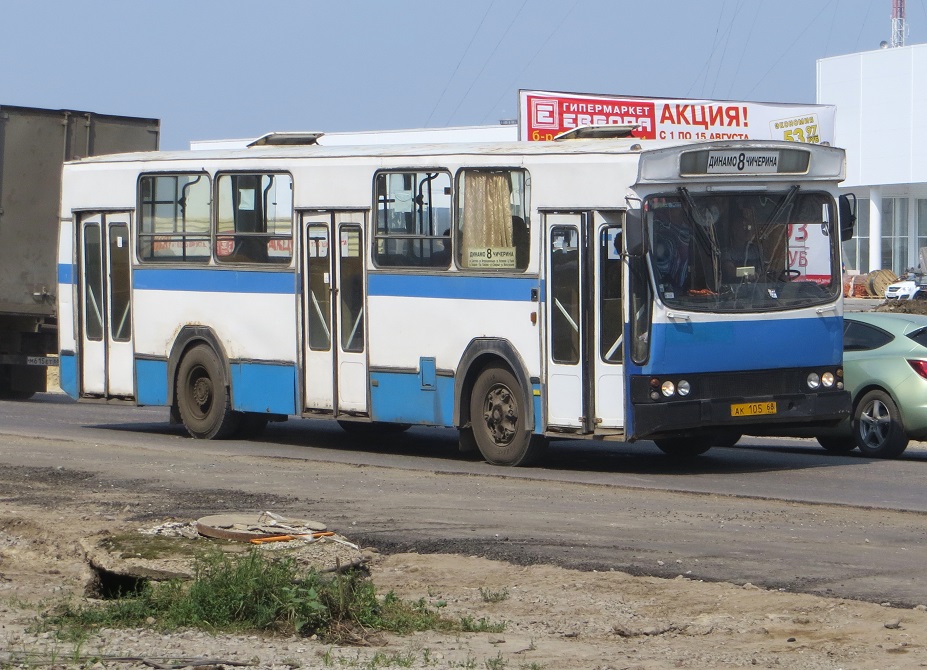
[{"xmin": 730, "ymin": 401, "xmax": 777, "ymax": 417}]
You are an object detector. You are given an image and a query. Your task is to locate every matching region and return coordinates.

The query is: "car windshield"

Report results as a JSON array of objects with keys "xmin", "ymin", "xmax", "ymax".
[{"xmin": 645, "ymin": 189, "xmax": 840, "ymax": 312}]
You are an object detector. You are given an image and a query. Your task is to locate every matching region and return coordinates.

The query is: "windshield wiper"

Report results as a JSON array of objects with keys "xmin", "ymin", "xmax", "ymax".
[
  {"xmin": 755, "ymin": 185, "xmax": 800, "ymax": 279},
  {"xmin": 678, "ymin": 187, "xmax": 721, "ymax": 288}
]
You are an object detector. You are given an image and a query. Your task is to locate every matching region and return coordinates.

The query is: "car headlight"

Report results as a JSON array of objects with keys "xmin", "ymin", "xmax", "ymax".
[
  {"xmin": 821, "ymin": 372, "xmax": 835, "ymax": 388},
  {"xmin": 807, "ymin": 372, "xmax": 821, "ymax": 390},
  {"xmin": 661, "ymin": 381, "xmax": 676, "ymax": 397}
]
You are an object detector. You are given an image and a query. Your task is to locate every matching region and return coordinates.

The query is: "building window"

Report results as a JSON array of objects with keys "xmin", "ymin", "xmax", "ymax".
[
  {"xmin": 842, "ymin": 197, "xmax": 869, "ymax": 274},
  {"xmin": 917, "ymin": 199, "xmax": 927, "ymax": 270},
  {"xmin": 216, "ymin": 173, "xmax": 293, "ymax": 264},
  {"xmin": 456, "ymin": 169, "xmax": 529, "ymax": 271},
  {"xmin": 373, "ymin": 171, "xmax": 451, "ymax": 268},
  {"xmin": 138, "ymin": 174, "xmax": 211, "ymax": 262},
  {"xmin": 881, "ymin": 197, "xmax": 909, "ymax": 275}
]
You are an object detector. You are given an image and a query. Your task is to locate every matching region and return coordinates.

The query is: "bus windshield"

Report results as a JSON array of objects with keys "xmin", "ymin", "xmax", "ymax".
[{"xmin": 645, "ymin": 189, "xmax": 840, "ymax": 312}]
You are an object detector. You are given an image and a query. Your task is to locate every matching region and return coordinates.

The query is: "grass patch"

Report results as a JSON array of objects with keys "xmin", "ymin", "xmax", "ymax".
[
  {"xmin": 41, "ymin": 548, "xmax": 502, "ymax": 643},
  {"xmin": 479, "ymin": 587, "xmax": 509, "ymax": 603}
]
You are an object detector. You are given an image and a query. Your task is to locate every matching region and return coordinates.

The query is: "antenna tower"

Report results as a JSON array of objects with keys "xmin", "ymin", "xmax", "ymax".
[{"xmin": 892, "ymin": 0, "xmax": 908, "ymax": 48}]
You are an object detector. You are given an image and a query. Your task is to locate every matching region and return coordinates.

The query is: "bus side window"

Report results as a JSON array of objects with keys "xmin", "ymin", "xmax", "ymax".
[
  {"xmin": 457, "ymin": 168, "xmax": 530, "ymax": 271},
  {"xmin": 216, "ymin": 173, "xmax": 293, "ymax": 264},
  {"xmin": 138, "ymin": 174, "xmax": 211, "ymax": 262},
  {"xmin": 373, "ymin": 171, "xmax": 451, "ymax": 268}
]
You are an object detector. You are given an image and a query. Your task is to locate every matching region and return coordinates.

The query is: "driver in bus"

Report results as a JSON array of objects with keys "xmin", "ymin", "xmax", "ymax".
[{"xmin": 722, "ymin": 200, "xmax": 763, "ymax": 282}]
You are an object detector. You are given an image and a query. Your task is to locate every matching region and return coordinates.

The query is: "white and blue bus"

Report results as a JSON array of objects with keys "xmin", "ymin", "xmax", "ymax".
[{"xmin": 57, "ymin": 132, "xmax": 855, "ymax": 465}]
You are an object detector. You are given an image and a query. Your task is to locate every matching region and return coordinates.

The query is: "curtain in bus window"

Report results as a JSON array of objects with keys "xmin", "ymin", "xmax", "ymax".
[{"xmin": 460, "ymin": 171, "xmax": 514, "ymax": 268}]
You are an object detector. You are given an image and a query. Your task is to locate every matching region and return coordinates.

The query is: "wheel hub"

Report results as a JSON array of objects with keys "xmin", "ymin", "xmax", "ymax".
[
  {"xmin": 191, "ymin": 375, "xmax": 212, "ymax": 412},
  {"xmin": 483, "ymin": 385, "xmax": 517, "ymax": 446}
]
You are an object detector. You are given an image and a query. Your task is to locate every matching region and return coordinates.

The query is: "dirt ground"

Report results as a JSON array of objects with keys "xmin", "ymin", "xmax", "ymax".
[
  {"xmin": 1, "ymin": 465, "xmax": 927, "ymax": 669},
  {"xmin": 874, "ymin": 297, "xmax": 927, "ymax": 315}
]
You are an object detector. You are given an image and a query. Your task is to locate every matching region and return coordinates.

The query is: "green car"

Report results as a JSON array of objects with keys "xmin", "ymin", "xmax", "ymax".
[{"xmin": 816, "ymin": 311, "xmax": 927, "ymax": 458}]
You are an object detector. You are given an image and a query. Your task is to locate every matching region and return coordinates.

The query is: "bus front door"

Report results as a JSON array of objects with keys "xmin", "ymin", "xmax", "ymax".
[
  {"xmin": 78, "ymin": 213, "xmax": 135, "ymax": 398},
  {"xmin": 544, "ymin": 211, "xmax": 625, "ymax": 434},
  {"xmin": 300, "ymin": 212, "xmax": 369, "ymax": 416}
]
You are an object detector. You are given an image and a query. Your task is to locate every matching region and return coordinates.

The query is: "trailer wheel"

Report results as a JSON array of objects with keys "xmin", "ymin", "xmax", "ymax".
[
  {"xmin": 176, "ymin": 344, "xmax": 240, "ymax": 439},
  {"xmin": 469, "ymin": 364, "xmax": 546, "ymax": 466},
  {"xmin": 0, "ymin": 366, "xmax": 37, "ymax": 400}
]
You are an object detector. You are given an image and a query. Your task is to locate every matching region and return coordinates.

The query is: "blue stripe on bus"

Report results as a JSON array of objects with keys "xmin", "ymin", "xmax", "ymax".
[
  {"xmin": 59, "ymin": 352, "xmax": 78, "ymax": 399},
  {"xmin": 136, "ymin": 359, "xmax": 169, "ymax": 406},
  {"xmin": 230, "ymin": 362, "xmax": 297, "ymax": 414},
  {"xmin": 641, "ymin": 315, "xmax": 843, "ymax": 374},
  {"xmin": 58, "ymin": 264, "xmax": 74, "ymax": 285},
  {"xmin": 367, "ymin": 273, "xmax": 537, "ymax": 302},
  {"xmin": 133, "ymin": 268, "xmax": 296, "ymax": 294},
  {"xmin": 370, "ymin": 370, "xmax": 455, "ymax": 425}
]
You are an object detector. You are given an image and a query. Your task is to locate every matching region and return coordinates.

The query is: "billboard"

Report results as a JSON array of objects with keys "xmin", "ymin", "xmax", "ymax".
[{"xmin": 519, "ymin": 90, "xmax": 835, "ymax": 145}]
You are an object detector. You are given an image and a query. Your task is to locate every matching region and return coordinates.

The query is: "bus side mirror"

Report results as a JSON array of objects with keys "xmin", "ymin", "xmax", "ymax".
[
  {"xmin": 839, "ymin": 193, "xmax": 856, "ymax": 242},
  {"xmin": 625, "ymin": 209, "xmax": 645, "ymax": 255}
]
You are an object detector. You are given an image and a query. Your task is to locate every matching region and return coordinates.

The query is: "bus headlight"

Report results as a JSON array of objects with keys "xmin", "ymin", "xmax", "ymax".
[
  {"xmin": 821, "ymin": 372, "xmax": 835, "ymax": 388},
  {"xmin": 661, "ymin": 381, "xmax": 676, "ymax": 397},
  {"xmin": 677, "ymin": 380, "xmax": 691, "ymax": 396},
  {"xmin": 807, "ymin": 372, "xmax": 821, "ymax": 390}
]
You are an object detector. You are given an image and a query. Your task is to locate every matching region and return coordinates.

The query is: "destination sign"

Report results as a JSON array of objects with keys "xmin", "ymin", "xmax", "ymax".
[{"xmin": 705, "ymin": 150, "xmax": 780, "ymax": 174}]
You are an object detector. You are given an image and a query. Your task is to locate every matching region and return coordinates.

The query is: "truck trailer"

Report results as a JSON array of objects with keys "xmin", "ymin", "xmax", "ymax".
[{"xmin": 0, "ymin": 105, "xmax": 159, "ymax": 398}]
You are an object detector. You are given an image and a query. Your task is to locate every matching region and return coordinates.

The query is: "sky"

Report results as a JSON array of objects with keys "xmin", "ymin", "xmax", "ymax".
[{"xmin": 2, "ymin": 0, "xmax": 925, "ymax": 150}]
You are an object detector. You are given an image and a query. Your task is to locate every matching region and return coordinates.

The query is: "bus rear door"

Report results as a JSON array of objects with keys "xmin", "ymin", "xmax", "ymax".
[
  {"xmin": 77, "ymin": 212, "xmax": 135, "ymax": 398},
  {"xmin": 544, "ymin": 211, "xmax": 625, "ymax": 434},
  {"xmin": 300, "ymin": 211, "xmax": 369, "ymax": 416}
]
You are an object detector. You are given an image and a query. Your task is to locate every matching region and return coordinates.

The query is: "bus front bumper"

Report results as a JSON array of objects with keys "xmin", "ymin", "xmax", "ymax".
[{"xmin": 630, "ymin": 390, "xmax": 851, "ymax": 441}]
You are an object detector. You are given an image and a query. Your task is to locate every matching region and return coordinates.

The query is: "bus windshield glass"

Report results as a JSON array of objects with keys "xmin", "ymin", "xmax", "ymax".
[{"xmin": 645, "ymin": 190, "xmax": 840, "ymax": 312}]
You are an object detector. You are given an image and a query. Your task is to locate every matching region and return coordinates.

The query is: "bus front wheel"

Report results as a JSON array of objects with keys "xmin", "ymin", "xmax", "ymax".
[
  {"xmin": 469, "ymin": 365, "xmax": 546, "ymax": 466},
  {"xmin": 653, "ymin": 437, "xmax": 712, "ymax": 457},
  {"xmin": 176, "ymin": 344, "xmax": 240, "ymax": 440}
]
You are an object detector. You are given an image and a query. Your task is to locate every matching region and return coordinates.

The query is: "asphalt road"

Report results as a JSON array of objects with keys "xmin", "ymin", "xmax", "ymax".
[{"xmin": 2, "ymin": 393, "xmax": 926, "ymax": 606}]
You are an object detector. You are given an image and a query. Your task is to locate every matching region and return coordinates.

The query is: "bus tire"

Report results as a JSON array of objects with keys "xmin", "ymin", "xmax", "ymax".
[
  {"xmin": 176, "ymin": 344, "xmax": 240, "ymax": 440},
  {"xmin": 653, "ymin": 437, "xmax": 712, "ymax": 456},
  {"xmin": 816, "ymin": 435, "xmax": 857, "ymax": 453},
  {"xmin": 469, "ymin": 364, "xmax": 546, "ymax": 466}
]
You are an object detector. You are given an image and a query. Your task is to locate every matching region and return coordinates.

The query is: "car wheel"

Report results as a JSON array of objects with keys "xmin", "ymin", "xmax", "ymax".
[
  {"xmin": 653, "ymin": 437, "xmax": 712, "ymax": 456},
  {"xmin": 853, "ymin": 389, "xmax": 909, "ymax": 458},
  {"xmin": 816, "ymin": 435, "xmax": 857, "ymax": 453}
]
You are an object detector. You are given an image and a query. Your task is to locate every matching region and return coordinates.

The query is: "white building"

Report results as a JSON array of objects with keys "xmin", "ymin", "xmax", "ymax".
[{"xmin": 818, "ymin": 43, "xmax": 927, "ymax": 275}]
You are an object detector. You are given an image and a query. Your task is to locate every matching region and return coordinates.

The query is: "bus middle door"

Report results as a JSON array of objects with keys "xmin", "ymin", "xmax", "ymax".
[
  {"xmin": 544, "ymin": 211, "xmax": 625, "ymax": 434},
  {"xmin": 78, "ymin": 212, "xmax": 135, "ymax": 399},
  {"xmin": 300, "ymin": 211, "xmax": 369, "ymax": 416}
]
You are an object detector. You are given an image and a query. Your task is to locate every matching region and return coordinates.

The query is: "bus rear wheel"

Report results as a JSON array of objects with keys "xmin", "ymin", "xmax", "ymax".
[
  {"xmin": 469, "ymin": 364, "xmax": 546, "ymax": 466},
  {"xmin": 176, "ymin": 344, "xmax": 240, "ymax": 439}
]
